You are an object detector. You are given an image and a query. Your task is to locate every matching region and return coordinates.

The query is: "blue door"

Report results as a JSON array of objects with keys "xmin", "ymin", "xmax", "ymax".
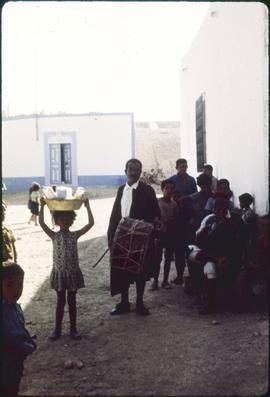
[
  {"xmin": 50, "ymin": 144, "xmax": 61, "ymax": 184},
  {"xmin": 49, "ymin": 143, "xmax": 72, "ymax": 184}
]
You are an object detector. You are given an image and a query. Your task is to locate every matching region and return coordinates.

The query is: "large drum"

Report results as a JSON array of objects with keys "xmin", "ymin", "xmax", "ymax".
[{"xmin": 110, "ymin": 217, "xmax": 154, "ymax": 275}]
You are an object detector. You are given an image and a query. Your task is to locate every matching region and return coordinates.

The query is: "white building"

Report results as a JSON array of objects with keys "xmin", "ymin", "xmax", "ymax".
[
  {"xmin": 2, "ymin": 112, "xmax": 134, "ymax": 192},
  {"xmin": 180, "ymin": 2, "xmax": 268, "ymax": 215}
]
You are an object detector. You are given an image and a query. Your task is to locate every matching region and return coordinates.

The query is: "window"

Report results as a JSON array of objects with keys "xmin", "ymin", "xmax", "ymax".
[{"xmin": 195, "ymin": 94, "xmax": 206, "ymax": 172}]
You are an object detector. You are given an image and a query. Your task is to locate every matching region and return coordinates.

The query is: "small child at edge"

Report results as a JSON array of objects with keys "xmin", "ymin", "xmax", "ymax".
[{"xmin": 2, "ymin": 262, "xmax": 37, "ymax": 396}]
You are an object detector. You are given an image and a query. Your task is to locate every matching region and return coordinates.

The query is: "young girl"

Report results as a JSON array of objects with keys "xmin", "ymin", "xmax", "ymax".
[
  {"xmin": 39, "ymin": 197, "xmax": 94, "ymax": 340},
  {"xmin": 28, "ymin": 182, "xmax": 41, "ymax": 226}
]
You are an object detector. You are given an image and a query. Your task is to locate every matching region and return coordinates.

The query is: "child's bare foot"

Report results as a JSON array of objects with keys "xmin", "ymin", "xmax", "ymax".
[
  {"xmin": 70, "ymin": 330, "xmax": 81, "ymax": 340},
  {"xmin": 162, "ymin": 281, "xmax": 172, "ymax": 289},
  {"xmin": 48, "ymin": 330, "xmax": 61, "ymax": 341}
]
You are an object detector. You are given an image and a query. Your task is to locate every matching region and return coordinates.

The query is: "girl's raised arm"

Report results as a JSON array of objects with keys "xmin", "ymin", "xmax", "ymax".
[
  {"xmin": 39, "ymin": 198, "xmax": 55, "ymax": 239},
  {"xmin": 77, "ymin": 198, "xmax": 94, "ymax": 239}
]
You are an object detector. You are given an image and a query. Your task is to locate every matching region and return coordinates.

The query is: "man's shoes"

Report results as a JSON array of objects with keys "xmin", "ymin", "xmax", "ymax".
[
  {"xmin": 110, "ymin": 302, "xmax": 130, "ymax": 315},
  {"xmin": 48, "ymin": 330, "xmax": 61, "ymax": 341},
  {"xmin": 162, "ymin": 281, "xmax": 172, "ymax": 289},
  {"xmin": 70, "ymin": 329, "xmax": 82, "ymax": 340},
  {"xmin": 171, "ymin": 277, "xmax": 183, "ymax": 285},
  {"xmin": 136, "ymin": 303, "xmax": 150, "ymax": 316}
]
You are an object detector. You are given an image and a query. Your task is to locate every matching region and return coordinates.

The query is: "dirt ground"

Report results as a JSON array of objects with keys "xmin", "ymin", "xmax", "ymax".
[{"xmin": 3, "ymin": 190, "xmax": 269, "ymax": 396}]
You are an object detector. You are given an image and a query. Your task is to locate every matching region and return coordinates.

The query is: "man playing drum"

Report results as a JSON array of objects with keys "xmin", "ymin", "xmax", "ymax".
[{"xmin": 107, "ymin": 158, "xmax": 160, "ymax": 316}]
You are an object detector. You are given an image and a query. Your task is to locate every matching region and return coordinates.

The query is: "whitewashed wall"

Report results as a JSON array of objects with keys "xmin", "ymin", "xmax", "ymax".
[
  {"xmin": 180, "ymin": 3, "xmax": 268, "ymax": 215},
  {"xmin": 2, "ymin": 113, "xmax": 134, "ymax": 191},
  {"xmin": 3, "ymin": 117, "xmax": 44, "ymax": 177}
]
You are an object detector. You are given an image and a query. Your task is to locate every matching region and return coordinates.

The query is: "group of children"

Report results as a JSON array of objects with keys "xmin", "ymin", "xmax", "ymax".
[
  {"xmin": 151, "ymin": 170, "xmax": 268, "ymax": 314},
  {"xmin": 1, "ymin": 163, "xmax": 268, "ymax": 395}
]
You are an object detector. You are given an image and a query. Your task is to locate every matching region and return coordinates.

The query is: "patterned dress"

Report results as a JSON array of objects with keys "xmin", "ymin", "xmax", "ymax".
[{"xmin": 50, "ymin": 230, "xmax": 85, "ymax": 291}]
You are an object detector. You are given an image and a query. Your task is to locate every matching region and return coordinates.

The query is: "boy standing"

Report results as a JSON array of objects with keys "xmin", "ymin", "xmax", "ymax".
[
  {"xmin": 168, "ymin": 158, "xmax": 197, "ymax": 195},
  {"xmin": 202, "ymin": 164, "xmax": 218, "ymax": 192},
  {"xmin": 190, "ymin": 173, "xmax": 213, "ymax": 237},
  {"xmin": 151, "ymin": 179, "xmax": 177, "ymax": 290},
  {"xmin": 238, "ymin": 193, "xmax": 257, "ymax": 264}
]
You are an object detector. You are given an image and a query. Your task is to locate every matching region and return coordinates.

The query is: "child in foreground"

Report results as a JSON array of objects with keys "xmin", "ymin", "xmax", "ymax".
[
  {"xmin": 39, "ymin": 197, "xmax": 94, "ymax": 340},
  {"xmin": 2, "ymin": 262, "xmax": 36, "ymax": 396}
]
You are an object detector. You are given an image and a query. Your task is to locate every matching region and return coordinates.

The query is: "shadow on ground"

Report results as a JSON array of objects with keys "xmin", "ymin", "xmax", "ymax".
[{"xmin": 20, "ymin": 235, "xmax": 269, "ymax": 396}]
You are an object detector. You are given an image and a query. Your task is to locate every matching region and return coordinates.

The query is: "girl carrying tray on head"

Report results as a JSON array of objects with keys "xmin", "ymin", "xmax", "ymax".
[{"xmin": 39, "ymin": 196, "xmax": 94, "ymax": 340}]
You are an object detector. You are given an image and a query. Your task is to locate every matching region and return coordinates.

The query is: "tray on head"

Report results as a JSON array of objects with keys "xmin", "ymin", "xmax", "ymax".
[{"xmin": 44, "ymin": 198, "xmax": 84, "ymax": 211}]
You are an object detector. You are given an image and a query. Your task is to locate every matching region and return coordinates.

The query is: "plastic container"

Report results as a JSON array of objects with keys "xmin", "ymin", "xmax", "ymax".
[
  {"xmin": 56, "ymin": 186, "xmax": 72, "ymax": 199},
  {"xmin": 44, "ymin": 185, "xmax": 85, "ymax": 211}
]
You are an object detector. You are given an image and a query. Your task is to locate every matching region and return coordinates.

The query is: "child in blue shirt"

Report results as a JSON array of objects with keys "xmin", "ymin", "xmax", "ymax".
[{"xmin": 1, "ymin": 262, "xmax": 36, "ymax": 396}]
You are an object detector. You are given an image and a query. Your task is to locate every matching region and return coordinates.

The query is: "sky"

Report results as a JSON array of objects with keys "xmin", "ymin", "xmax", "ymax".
[{"xmin": 2, "ymin": 1, "xmax": 210, "ymax": 121}]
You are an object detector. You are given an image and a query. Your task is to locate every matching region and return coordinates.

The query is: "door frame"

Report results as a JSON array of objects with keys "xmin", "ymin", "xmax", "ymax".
[{"xmin": 44, "ymin": 131, "xmax": 78, "ymax": 186}]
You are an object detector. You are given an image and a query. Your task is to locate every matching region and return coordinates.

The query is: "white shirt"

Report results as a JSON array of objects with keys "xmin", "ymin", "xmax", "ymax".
[
  {"xmin": 30, "ymin": 190, "xmax": 40, "ymax": 203},
  {"xmin": 121, "ymin": 181, "xmax": 139, "ymax": 217}
]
